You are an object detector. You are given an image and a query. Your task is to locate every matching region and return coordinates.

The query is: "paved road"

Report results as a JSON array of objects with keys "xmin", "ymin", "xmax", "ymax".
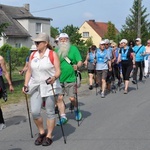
[{"xmin": 1, "ymin": 78, "xmax": 150, "ymax": 150}]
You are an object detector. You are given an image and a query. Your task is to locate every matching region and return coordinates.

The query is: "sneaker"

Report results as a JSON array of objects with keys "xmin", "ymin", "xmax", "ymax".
[
  {"xmin": 124, "ymin": 90, "xmax": 128, "ymax": 94},
  {"xmin": 132, "ymin": 80, "xmax": 137, "ymax": 84},
  {"xmin": 56, "ymin": 117, "xmax": 68, "ymax": 126},
  {"xmin": 74, "ymin": 109, "xmax": 82, "ymax": 121},
  {"xmin": 89, "ymin": 85, "xmax": 93, "ymax": 90},
  {"xmin": 101, "ymin": 92, "xmax": 105, "ymax": 98},
  {"xmin": 0, "ymin": 123, "xmax": 6, "ymax": 130}
]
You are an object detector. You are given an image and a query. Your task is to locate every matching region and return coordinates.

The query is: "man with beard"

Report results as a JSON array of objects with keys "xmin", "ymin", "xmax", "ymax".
[{"xmin": 55, "ymin": 33, "xmax": 83, "ymax": 126}]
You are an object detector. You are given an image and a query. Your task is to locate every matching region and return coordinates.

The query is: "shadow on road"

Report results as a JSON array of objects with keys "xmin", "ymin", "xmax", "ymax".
[
  {"xmin": 8, "ymin": 148, "xmax": 22, "ymax": 150},
  {"xmin": 5, "ymin": 115, "xmax": 27, "ymax": 127}
]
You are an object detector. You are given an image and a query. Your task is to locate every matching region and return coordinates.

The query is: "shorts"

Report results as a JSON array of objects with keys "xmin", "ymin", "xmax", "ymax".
[
  {"xmin": 88, "ymin": 70, "xmax": 95, "ymax": 74},
  {"xmin": 96, "ymin": 70, "xmax": 108, "ymax": 82},
  {"xmin": 61, "ymin": 82, "xmax": 76, "ymax": 97}
]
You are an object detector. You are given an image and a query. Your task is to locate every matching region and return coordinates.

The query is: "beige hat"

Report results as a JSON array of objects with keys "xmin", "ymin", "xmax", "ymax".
[
  {"xmin": 32, "ymin": 33, "xmax": 50, "ymax": 42},
  {"xmin": 30, "ymin": 44, "xmax": 37, "ymax": 51}
]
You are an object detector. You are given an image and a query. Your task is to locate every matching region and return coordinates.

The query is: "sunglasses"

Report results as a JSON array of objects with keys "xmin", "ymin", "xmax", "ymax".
[
  {"xmin": 35, "ymin": 41, "xmax": 43, "ymax": 45},
  {"xmin": 147, "ymin": 42, "xmax": 150, "ymax": 44}
]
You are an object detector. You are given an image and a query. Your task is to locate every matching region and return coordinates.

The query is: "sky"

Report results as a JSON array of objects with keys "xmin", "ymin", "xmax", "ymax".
[{"xmin": 0, "ymin": 0, "xmax": 150, "ymax": 31}]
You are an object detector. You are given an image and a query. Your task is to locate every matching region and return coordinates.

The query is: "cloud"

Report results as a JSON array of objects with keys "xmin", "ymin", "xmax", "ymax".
[{"xmin": 83, "ymin": 12, "xmax": 94, "ymax": 18}]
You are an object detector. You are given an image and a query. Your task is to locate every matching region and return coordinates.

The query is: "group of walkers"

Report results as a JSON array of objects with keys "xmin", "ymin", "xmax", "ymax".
[
  {"xmin": 84, "ymin": 38, "xmax": 150, "ymax": 97},
  {"xmin": 1, "ymin": 31, "xmax": 150, "ymax": 147}
]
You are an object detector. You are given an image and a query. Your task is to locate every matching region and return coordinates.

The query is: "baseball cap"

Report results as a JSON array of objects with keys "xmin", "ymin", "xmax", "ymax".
[
  {"xmin": 135, "ymin": 38, "xmax": 141, "ymax": 41},
  {"xmin": 32, "ymin": 33, "xmax": 50, "ymax": 42},
  {"xmin": 30, "ymin": 44, "xmax": 37, "ymax": 51},
  {"xmin": 104, "ymin": 39, "xmax": 110, "ymax": 44},
  {"xmin": 59, "ymin": 33, "xmax": 69, "ymax": 39},
  {"xmin": 100, "ymin": 41, "xmax": 106, "ymax": 45},
  {"xmin": 120, "ymin": 39, "xmax": 128, "ymax": 44}
]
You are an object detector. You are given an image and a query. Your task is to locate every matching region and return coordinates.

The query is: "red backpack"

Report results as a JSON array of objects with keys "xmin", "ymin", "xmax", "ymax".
[{"xmin": 30, "ymin": 50, "xmax": 54, "ymax": 65}]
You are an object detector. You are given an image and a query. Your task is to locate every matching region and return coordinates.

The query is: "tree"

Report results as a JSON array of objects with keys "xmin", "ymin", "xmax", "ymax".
[
  {"xmin": 120, "ymin": 0, "xmax": 150, "ymax": 44},
  {"xmin": 51, "ymin": 26, "xmax": 59, "ymax": 39},
  {"xmin": 61, "ymin": 24, "xmax": 84, "ymax": 46},
  {"xmin": 0, "ymin": 23, "xmax": 9, "ymax": 36},
  {"xmin": 85, "ymin": 37, "xmax": 93, "ymax": 48},
  {"xmin": 104, "ymin": 21, "xmax": 117, "ymax": 41}
]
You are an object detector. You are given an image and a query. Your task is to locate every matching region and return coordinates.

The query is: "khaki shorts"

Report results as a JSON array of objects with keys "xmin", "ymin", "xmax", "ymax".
[
  {"xmin": 96, "ymin": 70, "xmax": 108, "ymax": 82},
  {"xmin": 61, "ymin": 82, "xmax": 76, "ymax": 97}
]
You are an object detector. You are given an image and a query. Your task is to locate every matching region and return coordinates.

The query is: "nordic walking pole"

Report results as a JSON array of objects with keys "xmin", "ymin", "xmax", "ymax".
[
  {"xmin": 75, "ymin": 71, "xmax": 80, "ymax": 127},
  {"xmin": 51, "ymin": 84, "xmax": 66, "ymax": 144},
  {"xmin": 24, "ymin": 94, "xmax": 33, "ymax": 138}
]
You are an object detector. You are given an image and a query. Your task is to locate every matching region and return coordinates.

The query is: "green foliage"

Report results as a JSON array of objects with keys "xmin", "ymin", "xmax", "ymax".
[
  {"xmin": 104, "ymin": 21, "xmax": 118, "ymax": 42},
  {"xmin": 120, "ymin": 0, "xmax": 150, "ymax": 44},
  {"xmin": 85, "ymin": 37, "xmax": 93, "ymax": 48},
  {"xmin": 51, "ymin": 26, "xmax": 59, "ymax": 38},
  {"xmin": 0, "ymin": 44, "xmax": 29, "ymax": 71},
  {"xmin": 61, "ymin": 24, "xmax": 84, "ymax": 46},
  {"xmin": 0, "ymin": 23, "xmax": 9, "ymax": 36}
]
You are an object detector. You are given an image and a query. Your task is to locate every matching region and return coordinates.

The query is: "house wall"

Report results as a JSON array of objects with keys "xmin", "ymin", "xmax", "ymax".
[
  {"xmin": 17, "ymin": 19, "xmax": 51, "ymax": 47},
  {"xmin": 79, "ymin": 22, "xmax": 102, "ymax": 48}
]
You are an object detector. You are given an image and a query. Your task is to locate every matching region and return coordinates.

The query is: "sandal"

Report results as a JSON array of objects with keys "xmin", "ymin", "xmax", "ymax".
[
  {"xmin": 34, "ymin": 132, "xmax": 46, "ymax": 146},
  {"xmin": 42, "ymin": 137, "xmax": 53, "ymax": 146}
]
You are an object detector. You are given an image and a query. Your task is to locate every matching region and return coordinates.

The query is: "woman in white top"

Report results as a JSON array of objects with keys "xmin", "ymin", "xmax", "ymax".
[
  {"xmin": 23, "ymin": 33, "xmax": 61, "ymax": 146},
  {"xmin": 144, "ymin": 39, "xmax": 150, "ymax": 78}
]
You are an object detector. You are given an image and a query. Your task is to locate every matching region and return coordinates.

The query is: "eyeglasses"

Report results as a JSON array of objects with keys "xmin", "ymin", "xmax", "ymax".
[
  {"xmin": 111, "ymin": 46, "xmax": 115, "ymax": 48},
  {"xmin": 35, "ymin": 41, "xmax": 43, "ymax": 45}
]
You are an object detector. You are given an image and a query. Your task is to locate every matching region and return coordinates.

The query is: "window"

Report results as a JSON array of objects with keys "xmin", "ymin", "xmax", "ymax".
[
  {"xmin": 83, "ymin": 32, "xmax": 89, "ymax": 38},
  {"xmin": 36, "ymin": 23, "xmax": 42, "ymax": 33},
  {"xmin": 15, "ymin": 43, "xmax": 22, "ymax": 48}
]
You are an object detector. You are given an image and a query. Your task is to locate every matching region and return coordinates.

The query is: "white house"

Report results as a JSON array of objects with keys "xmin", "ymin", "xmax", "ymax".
[{"xmin": 0, "ymin": 4, "xmax": 52, "ymax": 48}]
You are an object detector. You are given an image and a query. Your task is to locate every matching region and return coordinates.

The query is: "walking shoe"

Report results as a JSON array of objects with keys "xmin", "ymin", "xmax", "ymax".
[
  {"xmin": 89, "ymin": 85, "xmax": 93, "ymax": 90},
  {"xmin": 74, "ymin": 109, "xmax": 82, "ymax": 121},
  {"xmin": 42, "ymin": 137, "xmax": 53, "ymax": 146},
  {"xmin": 56, "ymin": 117, "xmax": 68, "ymax": 126},
  {"xmin": 132, "ymin": 80, "xmax": 137, "ymax": 84},
  {"xmin": 101, "ymin": 92, "xmax": 105, "ymax": 98},
  {"xmin": 0, "ymin": 123, "xmax": 6, "ymax": 131},
  {"xmin": 35, "ymin": 132, "xmax": 46, "ymax": 146},
  {"xmin": 124, "ymin": 90, "xmax": 128, "ymax": 94}
]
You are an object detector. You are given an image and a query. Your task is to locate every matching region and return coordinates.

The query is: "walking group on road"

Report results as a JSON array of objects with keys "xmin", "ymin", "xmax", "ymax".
[
  {"xmin": 84, "ymin": 38, "xmax": 150, "ymax": 97},
  {"xmin": 1, "ymin": 31, "xmax": 150, "ymax": 147}
]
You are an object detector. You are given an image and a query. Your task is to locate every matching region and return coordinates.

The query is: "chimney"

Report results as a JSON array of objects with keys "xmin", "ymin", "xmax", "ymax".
[
  {"xmin": 89, "ymin": 19, "xmax": 95, "ymax": 22},
  {"xmin": 24, "ymin": 4, "xmax": 30, "ymax": 11}
]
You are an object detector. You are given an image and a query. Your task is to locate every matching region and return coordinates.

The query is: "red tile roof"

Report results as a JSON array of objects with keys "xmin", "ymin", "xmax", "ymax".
[{"xmin": 86, "ymin": 20, "xmax": 119, "ymax": 38}]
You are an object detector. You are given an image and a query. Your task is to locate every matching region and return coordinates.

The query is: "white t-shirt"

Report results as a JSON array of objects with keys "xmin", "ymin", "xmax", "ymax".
[{"xmin": 28, "ymin": 48, "xmax": 62, "ymax": 97}]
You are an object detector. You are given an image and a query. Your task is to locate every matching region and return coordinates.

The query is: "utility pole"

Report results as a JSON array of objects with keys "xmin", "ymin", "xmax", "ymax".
[{"xmin": 137, "ymin": 0, "xmax": 141, "ymax": 38}]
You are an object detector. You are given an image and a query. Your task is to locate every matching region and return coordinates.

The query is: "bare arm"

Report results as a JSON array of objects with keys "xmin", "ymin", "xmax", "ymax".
[{"xmin": 0, "ymin": 56, "xmax": 14, "ymax": 91}]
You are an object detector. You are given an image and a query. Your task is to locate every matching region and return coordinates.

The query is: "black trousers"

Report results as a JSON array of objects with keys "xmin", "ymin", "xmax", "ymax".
[
  {"xmin": 0, "ymin": 107, "xmax": 4, "ymax": 124},
  {"xmin": 122, "ymin": 64, "xmax": 133, "ymax": 81},
  {"xmin": 133, "ymin": 61, "xmax": 144, "ymax": 81}
]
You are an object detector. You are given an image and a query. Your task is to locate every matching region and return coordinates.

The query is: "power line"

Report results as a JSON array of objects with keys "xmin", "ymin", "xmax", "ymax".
[{"xmin": 31, "ymin": 0, "xmax": 86, "ymax": 13}]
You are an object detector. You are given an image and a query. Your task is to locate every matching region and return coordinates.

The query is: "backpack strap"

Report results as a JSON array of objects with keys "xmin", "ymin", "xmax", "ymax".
[
  {"xmin": 49, "ymin": 50, "xmax": 54, "ymax": 65},
  {"xmin": 30, "ymin": 50, "xmax": 54, "ymax": 65},
  {"xmin": 30, "ymin": 51, "xmax": 36, "ymax": 60}
]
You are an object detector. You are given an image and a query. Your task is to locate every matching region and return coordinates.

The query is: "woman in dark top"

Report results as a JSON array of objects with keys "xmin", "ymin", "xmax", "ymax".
[{"xmin": 117, "ymin": 39, "xmax": 135, "ymax": 94}]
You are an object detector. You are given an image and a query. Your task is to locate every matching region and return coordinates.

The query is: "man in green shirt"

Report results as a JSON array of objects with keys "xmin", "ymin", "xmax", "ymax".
[{"xmin": 55, "ymin": 33, "xmax": 82, "ymax": 125}]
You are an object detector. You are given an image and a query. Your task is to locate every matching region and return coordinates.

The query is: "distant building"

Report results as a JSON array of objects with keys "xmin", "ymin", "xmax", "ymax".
[
  {"xmin": 0, "ymin": 4, "xmax": 52, "ymax": 48},
  {"xmin": 79, "ymin": 20, "xmax": 119, "ymax": 47}
]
